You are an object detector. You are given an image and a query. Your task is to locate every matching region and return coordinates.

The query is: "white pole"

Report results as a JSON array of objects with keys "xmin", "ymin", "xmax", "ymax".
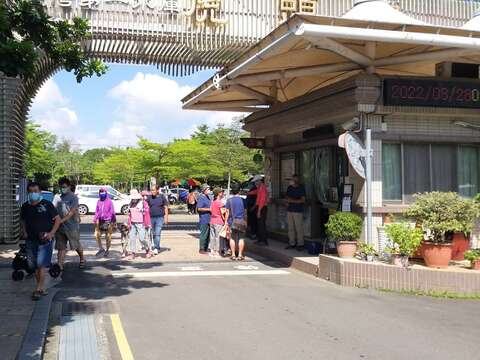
[{"xmin": 365, "ymin": 128, "xmax": 373, "ymax": 245}]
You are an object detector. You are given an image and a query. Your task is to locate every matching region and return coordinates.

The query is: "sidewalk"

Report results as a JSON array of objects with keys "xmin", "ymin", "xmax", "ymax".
[
  {"xmin": 0, "ymin": 244, "xmax": 36, "ymax": 360},
  {"xmin": 245, "ymin": 238, "xmax": 319, "ymax": 276}
]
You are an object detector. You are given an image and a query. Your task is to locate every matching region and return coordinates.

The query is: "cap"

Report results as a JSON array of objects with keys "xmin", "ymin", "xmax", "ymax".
[{"xmin": 251, "ymin": 175, "xmax": 263, "ymax": 183}]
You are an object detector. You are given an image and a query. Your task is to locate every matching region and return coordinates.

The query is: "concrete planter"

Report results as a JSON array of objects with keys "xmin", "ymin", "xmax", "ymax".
[
  {"xmin": 422, "ymin": 242, "xmax": 452, "ymax": 269},
  {"xmin": 336, "ymin": 241, "xmax": 357, "ymax": 258}
]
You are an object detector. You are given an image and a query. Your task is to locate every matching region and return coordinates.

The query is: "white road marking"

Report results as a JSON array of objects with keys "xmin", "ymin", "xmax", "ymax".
[
  {"xmin": 112, "ymin": 270, "xmax": 290, "ymax": 278},
  {"xmin": 234, "ymin": 265, "xmax": 259, "ymax": 270},
  {"xmin": 179, "ymin": 266, "xmax": 204, "ymax": 271}
]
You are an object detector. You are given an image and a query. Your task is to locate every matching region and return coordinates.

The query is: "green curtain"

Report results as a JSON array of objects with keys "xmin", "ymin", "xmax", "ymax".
[
  {"xmin": 382, "ymin": 143, "xmax": 402, "ymax": 200},
  {"xmin": 301, "ymin": 150, "xmax": 314, "ymax": 200},
  {"xmin": 458, "ymin": 146, "xmax": 479, "ymax": 198}
]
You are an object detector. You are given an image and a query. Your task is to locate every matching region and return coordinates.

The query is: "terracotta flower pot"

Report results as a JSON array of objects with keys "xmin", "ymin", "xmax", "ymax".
[
  {"xmin": 336, "ymin": 241, "xmax": 357, "ymax": 258},
  {"xmin": 422, "ymin": 242, "xmax": 452, "ymax": 269},
  {"xmin": 451, "ymin": 232, "xmax": 470, "ymax": 261},
  {"xmin": 472, "ymin": 259, "xmax": 480, "ymax": 270}
]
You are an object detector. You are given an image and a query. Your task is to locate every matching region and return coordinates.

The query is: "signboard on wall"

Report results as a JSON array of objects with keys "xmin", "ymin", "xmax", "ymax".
[{"xmin": 384, "ymin": 78, "xmax": 480, "ymax": 109}]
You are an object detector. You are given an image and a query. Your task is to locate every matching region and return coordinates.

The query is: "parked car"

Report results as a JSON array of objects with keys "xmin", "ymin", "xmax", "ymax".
[
  {"xmin": 77, "ymin": 191, "xmax": 130, "ymax": 216},
  {"xmin": 76, "ymin": 185, "xmax": 128, "ymax": 199},
  {"xmin": 171, "ymin": 188, "xmax": 189, "ymax": 203}
]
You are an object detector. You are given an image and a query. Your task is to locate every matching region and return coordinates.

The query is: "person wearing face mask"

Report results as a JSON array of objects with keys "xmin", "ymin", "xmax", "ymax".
[
  {"xmin": 93, "ymin": 188, "xmax": 117, "ymax": 257},
  {"xmin": 52, "ymin": 177, "xmax": 85, "ymax": 270},
  {"xmin": 20, "ymin": 182, "xmax": 61, "ymax": 301},
  {"xmin": 285, "ymin": 174, "xmax": 306, "ymax": 251}
]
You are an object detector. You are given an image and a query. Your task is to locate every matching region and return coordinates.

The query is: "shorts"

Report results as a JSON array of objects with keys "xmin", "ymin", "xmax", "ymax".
[
  {"xmin": 26, "ymin": 240, "xmax": 53, "ymax": 270},
  {"xmin": 55, "ymin": 228, "xmax": 82, "ymax": 251}
]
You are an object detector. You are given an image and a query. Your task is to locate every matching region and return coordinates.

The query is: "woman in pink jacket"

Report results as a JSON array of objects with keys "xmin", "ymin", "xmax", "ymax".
[
  {"xmin": 127, "ymin": 189, "xmax": 152, "ymax": 260},
  {"xmin": 93, "ymin": 188, "xmax": 117, "ymax": 257}
]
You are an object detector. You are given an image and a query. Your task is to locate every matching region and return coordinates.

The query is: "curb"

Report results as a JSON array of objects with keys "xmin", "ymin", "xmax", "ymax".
[
  {"xmin": 17, "ymin": 288, "xmax": 58, "ymax": 360},
  {"xmin": 246, "ymin": 240, "xmax": 319, "ymax": 277}
]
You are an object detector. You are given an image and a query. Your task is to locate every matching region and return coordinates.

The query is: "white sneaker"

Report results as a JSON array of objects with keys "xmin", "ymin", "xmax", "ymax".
[{"xmin": 153, "ymin": 248, "xmax": 159, "ymax": 255}]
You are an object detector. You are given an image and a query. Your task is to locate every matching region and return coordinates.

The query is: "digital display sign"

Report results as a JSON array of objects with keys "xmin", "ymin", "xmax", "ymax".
[{"xmin": 383, "ymin": 78, "xmax": 480, "ymax": 109}]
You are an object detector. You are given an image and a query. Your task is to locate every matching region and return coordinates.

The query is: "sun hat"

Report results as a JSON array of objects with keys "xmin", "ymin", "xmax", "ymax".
[
  {"xmin": 213, "ymin": 187, "xmax": 224, "ymax": 197},
  {"xmin": 201, "ymin": 183, "xmax": 210, "ymax": 191},
  {"xmin": 129, "ymin": 189, "xmax": 142, "ymax": 199},
  {"xmin": 251, "ymin": 175, "xmax": 263, "ymax": 183}
]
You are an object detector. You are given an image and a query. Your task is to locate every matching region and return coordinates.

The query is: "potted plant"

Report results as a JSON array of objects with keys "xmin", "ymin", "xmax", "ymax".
[
  {"xmin": 405, "ymin": 192, "xmax": 479, "ymax": 269},
  {"xmin": 325, "ymin": 212, "xmax": 363, "ymax": 258},
  {"xmin": 358, "ymin": 242, "xmax": 377, "ymax": 262},
  {"xmin": 464, "ymin": 249, "xmax": 480, "ymax": 270},
  {"xmin": 384, "ymin": 223, "xmax": 423, "ymax": 267}
]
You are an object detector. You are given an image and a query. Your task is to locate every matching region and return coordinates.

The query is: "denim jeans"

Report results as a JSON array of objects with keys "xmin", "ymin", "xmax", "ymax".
[
  {"xmin": 26, "ymin": 239, "xmax": 53, "ymax": 270},
  {"xmin": 129, "ymin": 223, "xmax": 148, "ymax": 253},
  {"xmin": 151, "ymin": 216, "xmax": 164, "ymax": 250}
]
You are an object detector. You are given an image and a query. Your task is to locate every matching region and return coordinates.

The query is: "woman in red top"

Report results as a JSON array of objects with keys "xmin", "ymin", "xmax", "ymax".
[{"xmin": 209, "ymin": 188, "xmax": 227, "ymax": 257}]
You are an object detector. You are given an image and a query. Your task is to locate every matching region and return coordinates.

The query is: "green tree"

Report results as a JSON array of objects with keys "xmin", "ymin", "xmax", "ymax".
[
  {"xmin": 1, "ymin": 0, "xmax": 107, "ymax": 81},
  {"xmin": 24, "ymin": 121, "xmax": 56, "ymax": 183},
  {"xmin": 52, "ymin": 139, "xmax": 83, "ymax": 184},
  {"xmin": 80, "ymin": 148, "xmax": 113, "ymax": 183}
]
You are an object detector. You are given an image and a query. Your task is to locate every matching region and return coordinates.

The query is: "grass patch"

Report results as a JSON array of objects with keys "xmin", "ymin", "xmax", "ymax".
[{"xmin": 379, "ymin": 288, "xmax": 480, "ymax": 300}]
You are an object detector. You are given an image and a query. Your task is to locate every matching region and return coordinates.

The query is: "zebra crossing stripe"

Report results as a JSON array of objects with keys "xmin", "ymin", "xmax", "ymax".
[{"xmin": 112, "ymin": 269, "xmax": 289, "ymax": 278}]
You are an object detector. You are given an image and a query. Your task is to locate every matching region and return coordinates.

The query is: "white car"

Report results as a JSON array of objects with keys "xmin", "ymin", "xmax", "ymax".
[
  {"xmin": 77, "ymin": 191, "xmax": 130, "ymax": 216},
  {"xmin": 76, "ymin": 185, "xmax": 126, "ymax": 198}
]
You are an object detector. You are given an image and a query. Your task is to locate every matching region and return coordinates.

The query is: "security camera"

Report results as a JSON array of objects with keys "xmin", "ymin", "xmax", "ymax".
[{"xmin": 342, "ymin": 117, "xmax": 360, "ymax": 131}]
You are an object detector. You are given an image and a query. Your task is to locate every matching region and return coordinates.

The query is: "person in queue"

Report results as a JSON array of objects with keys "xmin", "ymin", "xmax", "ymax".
[
  {"xmin": 209, "ymin": 187, "xmax": 226, "ymax": 257},
  {"xmin": 187, "ymin": 189, "xmax": 197, "ymax": 215},
  {"xmin": 253, "ymin": 175, "xmax": 269, "ymax": 246},
  {"xmin": 196, "ymin": 184, "xmax": 211, "ymax": 255},
  {"xmin": 20, "ymin": 182, "xmax": 61, "ymax": 300},
  {"xmin": 53, "ymin": 177, "xmax": 85, "ymax": 270},
  {"xmin": 147, "ymin": 185, "xmax": 169, "ymax": 255},
  {"xmin": 225, "ymin": 183, "xmax": 247, "ymax": 261},
  {"xmin": 127, "ymin": 189, "xmax": 152, "ymax": 260},
  {"xmin": 246, "ymin": 181, "xmax": 258, "ymax": 239},
  {"xmin": 93, "ymin": 187, "xmax": 116, "ymax": 257},
  {"xmin": 285, "ymin": 174, "xmax": 306, "ymax": 251}
]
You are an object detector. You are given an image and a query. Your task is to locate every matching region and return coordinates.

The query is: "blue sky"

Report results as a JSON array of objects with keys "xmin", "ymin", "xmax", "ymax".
[{"xmin": 29, "ymin": 64, "xmax": 237, "ymax": 149}]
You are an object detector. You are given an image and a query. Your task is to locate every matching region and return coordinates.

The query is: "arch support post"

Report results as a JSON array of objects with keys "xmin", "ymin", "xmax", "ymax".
[{"xmin": 0, "ymin": 75, "xmax": 25, "ymax": 244}]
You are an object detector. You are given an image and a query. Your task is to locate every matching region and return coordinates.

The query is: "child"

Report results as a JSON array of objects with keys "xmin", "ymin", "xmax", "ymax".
[{"xmin": 127, "ymin": 189, "xmax": 152, "ymax": 260}]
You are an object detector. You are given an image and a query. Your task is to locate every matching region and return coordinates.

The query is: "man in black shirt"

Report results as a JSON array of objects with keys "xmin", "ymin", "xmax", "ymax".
[
  {"xmin": 20, "ymin": 182, "xmax": 61, "ymax": 300},
  {"xmin": 147, "ymin": 185, "xmax": 169, "ymax": 255}
]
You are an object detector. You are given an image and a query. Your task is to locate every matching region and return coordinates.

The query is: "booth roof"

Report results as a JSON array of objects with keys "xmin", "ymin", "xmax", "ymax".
[
  {"xmin": 342, "ymin": 0, "xmax": 425, "ymax": 26},
  {"xmin": 182, "ymin": 14, "xmax": 480, "ymax": 113}
]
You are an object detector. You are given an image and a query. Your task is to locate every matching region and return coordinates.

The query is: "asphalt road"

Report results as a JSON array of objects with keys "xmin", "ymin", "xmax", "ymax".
[{"xmin": 47, "ymin": 215, "xmax": 480, "ymax": 360}]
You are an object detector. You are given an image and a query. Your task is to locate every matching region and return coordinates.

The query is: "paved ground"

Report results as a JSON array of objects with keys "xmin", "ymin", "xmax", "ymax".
[{"xmin": 3, "ymin": 212, "xmax": 480, "ymax": 359}]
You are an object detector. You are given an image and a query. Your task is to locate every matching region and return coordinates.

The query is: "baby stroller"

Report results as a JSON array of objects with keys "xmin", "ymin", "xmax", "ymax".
[
  {"xmin": 12, "ymin": 244, "xmax": 34, "ymax": 281},
  {"xmin": 11, "ymin": 243, "xmax": 61, "ymax": 281}
]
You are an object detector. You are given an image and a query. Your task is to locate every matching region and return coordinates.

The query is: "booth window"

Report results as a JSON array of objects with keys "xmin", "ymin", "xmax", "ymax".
[
  {"xmin": 300, "ymin": 147, "xmax": 335, "ymax": 202},
  {"xmin": 382, "ymin": 143, "xmax": 479, "ymax": 202}
]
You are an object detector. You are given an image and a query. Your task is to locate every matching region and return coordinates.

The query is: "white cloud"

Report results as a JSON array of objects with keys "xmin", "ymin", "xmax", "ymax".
[
  {"xmin": 29, "ymin": 73, "xmax": 243, "ymax": 150},
  {"xmin": 29, "ymin": 79, "xmax": 80, "ymax": 139},
  {"xmin": 106, "ymin": 73, "xmax": 240, "ymax": 145}
]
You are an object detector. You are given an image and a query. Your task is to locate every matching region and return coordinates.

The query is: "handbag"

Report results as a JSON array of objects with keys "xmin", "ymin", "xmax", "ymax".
[
  {"xmin": 219, "ymin": 224, "xmax": 230, "ymax": 239},
  {"xmin": 232, "ymin": 218, "xmax": 247, "ymax": 233},
  {"xmin": 99, "ymin": 220, "xmax": 111, "ymax": 231}
]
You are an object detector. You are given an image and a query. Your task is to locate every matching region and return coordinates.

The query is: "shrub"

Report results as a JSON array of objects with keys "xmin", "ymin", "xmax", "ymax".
[
  {"xmin": 404, "ymin": 192, "xmax": 479, "ymax": 244},
  {"xmin": 464, "ymin": 249, "xmax": 480, "ymax": 262},
  {"xmin": 325, "ymin": 212, "xmax": 363, "ymax": 242},
  {"xmin": 358, "ymin": 242, "xmax": 377, "ymax": 256},
  {"xmin": 385, "ymin": 223, "xmax": 423, "ymax": 256}
]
